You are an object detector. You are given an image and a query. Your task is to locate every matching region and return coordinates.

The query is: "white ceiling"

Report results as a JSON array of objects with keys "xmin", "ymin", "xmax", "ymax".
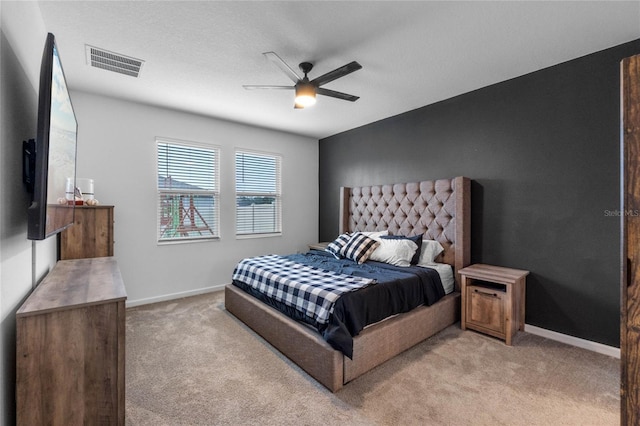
[{"xmin": 37, "ymin": 1, "xmax": 640, "ymax": 139}]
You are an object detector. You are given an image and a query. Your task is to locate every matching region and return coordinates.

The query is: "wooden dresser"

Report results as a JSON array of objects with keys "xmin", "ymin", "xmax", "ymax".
[
  {"xmin": 16, "ymin": 257, "xmax": 126, "ymax": 425},
  {"xmin": 59, "ymin": 205, "xmax": 114, "ymax": 260}
]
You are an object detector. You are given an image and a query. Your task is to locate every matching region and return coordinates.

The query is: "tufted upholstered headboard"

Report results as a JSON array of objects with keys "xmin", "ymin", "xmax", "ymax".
[{"xmin": 338, "ymin": 177, "xmax": 470, "ymax": 290}]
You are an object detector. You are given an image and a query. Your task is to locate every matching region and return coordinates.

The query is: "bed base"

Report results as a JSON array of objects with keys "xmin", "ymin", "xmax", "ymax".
[
  {"xmin": 225, "ymin": 284, "xmax": 460, "ymax": 392},
  {"xmin": 225, "ymin": 176, "xmax": 469, "ymax": 392}
]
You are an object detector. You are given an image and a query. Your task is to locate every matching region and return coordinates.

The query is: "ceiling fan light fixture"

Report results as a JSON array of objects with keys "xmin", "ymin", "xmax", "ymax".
[
  {"xmin": 295, "ymin": 82, "xmax": 317, "ymax": 107},
  {"xmin": 244, "ymin": 52, "xmax": 362, "ymax": 108}
]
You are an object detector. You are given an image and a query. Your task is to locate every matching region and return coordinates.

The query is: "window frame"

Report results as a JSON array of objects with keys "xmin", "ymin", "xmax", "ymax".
[
  {"xmin": 156, "ymin": 137, "xmax": 220, "ymax": 244},
  {"xmin": 235, "ymin": 148, "xmax": 282, "ymax": 238}
]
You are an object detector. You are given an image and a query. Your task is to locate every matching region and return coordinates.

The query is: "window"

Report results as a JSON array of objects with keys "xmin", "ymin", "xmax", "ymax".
[
  {"xmin": 235, "ymin": 150, "xmax": 282, "ymax": 236},
  {"xmin": 157, "ymin": 139, "xmax": 219, "ymax": 242}
]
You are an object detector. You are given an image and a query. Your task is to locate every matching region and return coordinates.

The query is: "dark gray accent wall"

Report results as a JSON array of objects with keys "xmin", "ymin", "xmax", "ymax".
[{"xmin": 319, "ymin": 39, "xmax": 640, "ymax": 347}]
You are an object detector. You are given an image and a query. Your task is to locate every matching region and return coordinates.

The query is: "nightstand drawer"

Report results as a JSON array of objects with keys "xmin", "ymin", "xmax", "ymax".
[{"xmin": 466, "ymin": 285, "xmax": 505, "ymax": 335}]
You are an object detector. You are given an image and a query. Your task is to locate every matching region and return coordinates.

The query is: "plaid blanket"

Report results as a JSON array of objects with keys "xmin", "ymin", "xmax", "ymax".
[{"xmin": 232, "ymin": 255, "xmax": 375, "ymax": 325}]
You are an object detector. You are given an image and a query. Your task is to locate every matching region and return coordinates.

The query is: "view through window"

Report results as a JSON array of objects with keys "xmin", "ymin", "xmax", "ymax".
[
  {"xmin": 157, "ymin": 139, "xmax": 219, "ymax": 242},
  {"xmin": 235, "ymin": 150, "xmax": 282, "ymax": 236}
]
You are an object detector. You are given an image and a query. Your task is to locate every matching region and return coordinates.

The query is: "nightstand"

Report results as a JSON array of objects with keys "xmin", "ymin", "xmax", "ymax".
[
  {"xmin": 308, "ymin": 242, "xmax": 329, "ymax": 251},
  {"xmin": 459, "ymin": 264, "xmax": 529, "ymax": 345}
]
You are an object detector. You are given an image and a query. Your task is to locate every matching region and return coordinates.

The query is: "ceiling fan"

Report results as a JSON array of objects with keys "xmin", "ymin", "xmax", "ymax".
[{"xmin": 243, "ymin": 52, "xmax": 362, "ymax": 109}]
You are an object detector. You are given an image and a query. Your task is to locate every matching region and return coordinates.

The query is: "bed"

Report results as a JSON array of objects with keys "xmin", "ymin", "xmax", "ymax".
[{"xmin": 225, "ymin": 176, "xmax": 470, "ymax": 392}]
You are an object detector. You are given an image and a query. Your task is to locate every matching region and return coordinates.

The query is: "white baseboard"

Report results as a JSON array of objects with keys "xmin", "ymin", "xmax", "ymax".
[
  {"xmin": 126, "ymin": 284, "xmax": 226, "ymax": 308},
  {"xmin": 524, "ymin": 324, "xmax": 620, "ymax": 359}
]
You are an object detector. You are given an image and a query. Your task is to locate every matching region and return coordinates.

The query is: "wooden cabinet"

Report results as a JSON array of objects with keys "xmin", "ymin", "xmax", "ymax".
[
  {"xmin": 59, "ymin": 205, "xmax": 114, "ymax": 260},
  {"xmin": 459, "ymin": 264, "xmax": 529, "ymax": 345},
  {"xmin": 16, "ymin": 257, "xmax": 127, "ymax": 425}
]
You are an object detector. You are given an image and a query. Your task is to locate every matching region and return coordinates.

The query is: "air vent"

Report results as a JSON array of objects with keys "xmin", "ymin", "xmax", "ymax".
[{"xmin": 85, "ymin": 45, "xmax": 144, "ymax": 77}]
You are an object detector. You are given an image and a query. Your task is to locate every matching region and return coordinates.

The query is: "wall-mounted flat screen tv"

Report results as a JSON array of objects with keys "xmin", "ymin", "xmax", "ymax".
[{"xmin": 26, "ymin": 32, "xmax": 78, "ymax": 240}]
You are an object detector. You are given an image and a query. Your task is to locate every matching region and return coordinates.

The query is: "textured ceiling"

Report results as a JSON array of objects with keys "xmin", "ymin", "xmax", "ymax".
[{"xmin": 37, "ymin": 1, "xmax": 640, "ymax": 139}]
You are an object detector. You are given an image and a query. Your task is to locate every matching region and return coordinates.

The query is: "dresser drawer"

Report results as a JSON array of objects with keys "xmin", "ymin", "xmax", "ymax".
[{"xmin": 466, "ymin": 284, "xmax": 505, "ymax": 335}]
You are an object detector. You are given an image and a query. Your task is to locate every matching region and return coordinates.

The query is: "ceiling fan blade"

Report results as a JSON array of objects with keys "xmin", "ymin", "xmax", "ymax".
[
  {"xmin": 243, "ymin": 85, "xmax": 295, "ymax": 90},
  {"xmin": 311, "ymin": 61, "xmax": 362, "ymax": 87},
  {"xmin": 317, "ymin": 87, "xmax": 360, "ymax": 102},
  {"xmin": 263, "ymin": 52, "xmax": 301, "ymax": 83}
]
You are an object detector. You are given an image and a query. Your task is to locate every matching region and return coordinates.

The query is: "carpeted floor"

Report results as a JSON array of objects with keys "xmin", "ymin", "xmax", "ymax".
[{"xmin": 125, "ymin": 290, "xmax": 620, "ymax": 425}]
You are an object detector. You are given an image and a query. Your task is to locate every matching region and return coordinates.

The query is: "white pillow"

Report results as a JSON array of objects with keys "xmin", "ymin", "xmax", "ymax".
[
  {"xmin": 369, "ymin": 238, "xmax": 418, "ymax": 267},
  {"xmin": 360, "ymin": 230, "xmax": 389, "ymax": 240},
  {"xmin": 417, "ymin": 240, "xmax": 444, "ymax": 265}
]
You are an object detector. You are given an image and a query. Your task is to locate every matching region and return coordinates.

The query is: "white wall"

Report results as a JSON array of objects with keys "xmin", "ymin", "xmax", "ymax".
[
  {"xmin": 70, "ymin": 91, "xmax": 319, "ymax": 304},
  {"xmin": 1, "ymin": 4, "xmax": 317, "ymax": 422},
  {"xmin": 0, "ymin": 5, "xmax": 317, "ymax": 422},
  {"xmin": 1, "ymin": 2, "xmax": 58, "ymax": 424}
]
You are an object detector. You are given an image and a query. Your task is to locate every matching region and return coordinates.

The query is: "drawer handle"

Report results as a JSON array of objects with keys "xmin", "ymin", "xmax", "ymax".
[{"xmin": 474, "ymin": 288, "xmax": 498, "ymax": 297}]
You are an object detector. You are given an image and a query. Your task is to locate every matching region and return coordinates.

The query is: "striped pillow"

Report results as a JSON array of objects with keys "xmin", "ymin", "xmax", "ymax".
[
  {"xmin": 340, "ymin": 232, "xmax": 380, "ymax": 264},
  {"xmin": 325, "ymin": 233, "xmax": 351, "ymax": 259}
]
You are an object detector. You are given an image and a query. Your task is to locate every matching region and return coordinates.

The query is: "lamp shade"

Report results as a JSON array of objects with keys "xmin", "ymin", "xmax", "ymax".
[{"xmin": 295, "ymin": 82, "xmax": 316, "ymax": 107}]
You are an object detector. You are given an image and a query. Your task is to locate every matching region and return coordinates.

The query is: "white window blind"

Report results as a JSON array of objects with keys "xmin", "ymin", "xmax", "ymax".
[
  {"xmin": 157, "ymin": 139, "xmax": 219, "ymax": 242},
  {"xmin": 235, "ymin": 150, "xmax": 282, "ymax": 236}
]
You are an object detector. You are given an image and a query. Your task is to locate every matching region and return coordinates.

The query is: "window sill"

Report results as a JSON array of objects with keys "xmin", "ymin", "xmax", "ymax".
[
  {"xmin": 157, "ymin": 237, "xmax": 220, "ymax": 246},
  {"xmin": 236, "ymin": 232, "xmax": 282, "ymax": 240}
]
